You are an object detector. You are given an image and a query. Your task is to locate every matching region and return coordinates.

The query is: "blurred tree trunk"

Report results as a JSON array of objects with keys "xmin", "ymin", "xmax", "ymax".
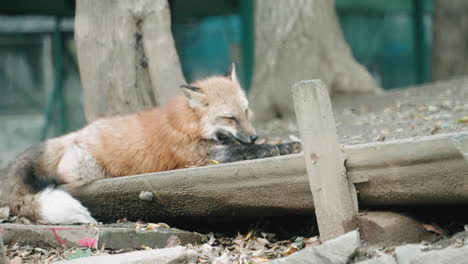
[
  {"xmin": 249, "ymin": 0, "xmax": 381, "ymax": 122},
  {"xmin": 432, "ymin": 0, "xmax": 468, "ymax": 81},
  {"xmin": 75, "ymin": 0, "xmax": 185, "ymax": 122}
]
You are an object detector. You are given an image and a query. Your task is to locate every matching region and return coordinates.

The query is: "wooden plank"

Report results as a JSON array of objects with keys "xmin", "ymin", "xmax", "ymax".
[
  {"xmin": 66, "ymin": 131, "xmax": 468, "ymax": 223},
  {"xmin": 65, "ymin": 154, "xmax": 312, "ymax": 223},
  {"xmin": 292, "ymin": 80, "xmax": 357, "ymax": 240},
  {"xmin": 346, "ymin": 131, "xmax": 468, "ymax": 206}
]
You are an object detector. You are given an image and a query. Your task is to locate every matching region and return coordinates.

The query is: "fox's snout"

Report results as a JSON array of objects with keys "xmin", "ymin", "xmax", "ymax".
[
  {"xmin": 215, "ymin": 130, "xmax": 258, "ymax": 145},
  {"xmin": 233, "ymin": 131, "xmax": 258, "ymax": 144}
]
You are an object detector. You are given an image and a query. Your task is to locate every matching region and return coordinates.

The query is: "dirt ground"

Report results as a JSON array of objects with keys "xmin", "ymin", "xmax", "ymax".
[{"xmin": 256, "ymin": 77, "xmax": 468, "ymax": 145}]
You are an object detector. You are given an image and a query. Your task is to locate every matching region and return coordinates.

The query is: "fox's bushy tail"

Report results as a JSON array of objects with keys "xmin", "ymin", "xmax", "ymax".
[
  {"xmin": 1, "ymin": 144, "xmax": 96, "ymax": 224},
  {"xmin": 36, "ymin": 188, "xmax": 96, "ymax": 224}
]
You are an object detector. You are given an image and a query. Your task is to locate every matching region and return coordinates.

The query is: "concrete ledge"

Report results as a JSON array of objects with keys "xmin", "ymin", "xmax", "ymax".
[
  {"xmin": 55, "ymin": 246, "xmax": 198, "ymax": 264},
  {"xmin": 0, "ymin": 223, "xmax": 203, "ymax": 249}
]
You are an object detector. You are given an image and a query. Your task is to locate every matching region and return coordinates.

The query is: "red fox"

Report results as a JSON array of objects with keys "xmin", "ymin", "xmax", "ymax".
[{"xmin": 0, "ymin": 64, "xmax": 301, "ymax": 225}]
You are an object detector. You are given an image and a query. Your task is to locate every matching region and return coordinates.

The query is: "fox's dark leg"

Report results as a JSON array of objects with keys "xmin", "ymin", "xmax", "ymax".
[{"xmin": 208, "ymin": 142, "xmax": 302, "ymax": 163}]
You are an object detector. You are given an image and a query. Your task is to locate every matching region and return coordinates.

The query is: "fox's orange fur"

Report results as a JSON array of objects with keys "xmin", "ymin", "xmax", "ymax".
[{"xmin": 81, "ymin": 96, "xmax": 208, "ymax": 177}]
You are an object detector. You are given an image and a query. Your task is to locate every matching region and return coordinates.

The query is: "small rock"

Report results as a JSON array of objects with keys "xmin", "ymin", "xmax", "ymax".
[
  {"xmin": 0, "ymin": 207, "xmax": 9, "ymax": 220},
  {"xmin": 356, "ymin": 254, "xmax": 397, "ymax": 264},
  {"xmin": 427, "ymin": 105, "xmax": 439, "ymax": 113},
  {"xmin": 376, "ymin": 135, "xmax": 386, "ymax": 142},
  {"xmin": 358, "ymin": 212, "xmax": 433, "ymax": 246},
  {"xmin": 55, "ymin": 246, "xmax": 198, "ymax": 264},
  {"xmin": 8, "ymin": 256, "xmax": 22, "ymax": 264},
  {"xmin": 267, "ymin": 230, "xmax": 360, "ymax": 264},
  {"xmin": 431, "ymin": 230, "xmax": 468, "ymax": 249},
  {"xmin": 410, "ymin": 245, "xmax": 468, "ymax": 264},
  {"xmin": 395, "ymin": 244, "xmax": 422, "ymax": 264},
  {"xmin": 139, "ymin": 191, "xmax": 154, "ymax": 201},
  {"xmin": 165, "ymin": 235, "xmax": 181, "ymax": 248},
  {"xmin": 213, "ymin": 253, "xmax": 230, "ymax": 264}
]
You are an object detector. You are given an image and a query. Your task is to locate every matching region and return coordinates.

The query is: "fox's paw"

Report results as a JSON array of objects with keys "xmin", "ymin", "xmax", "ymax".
[
  {"xmin": 276, "ymin": 142, "xmax": 302, "ymax": 155},
  {"xmin": 254, "ymin": 144, "xmax": 280, "ymax": 158}
]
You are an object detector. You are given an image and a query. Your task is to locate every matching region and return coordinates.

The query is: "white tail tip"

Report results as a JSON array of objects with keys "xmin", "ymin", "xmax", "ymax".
[{"xmin": 38, "ymin": 188, "xmax": 97, "ymax": 224}]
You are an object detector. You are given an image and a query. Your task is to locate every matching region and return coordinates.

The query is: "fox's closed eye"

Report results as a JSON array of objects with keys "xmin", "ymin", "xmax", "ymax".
[{"xmin": 223, "ymin": 116, "xmax": 238, "ymax": 125}]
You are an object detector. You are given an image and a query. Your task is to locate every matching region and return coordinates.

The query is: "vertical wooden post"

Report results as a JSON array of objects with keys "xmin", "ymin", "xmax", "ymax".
[{"xmin": 292, "ymin": 80, "xmax": 357, "ymax": 240}]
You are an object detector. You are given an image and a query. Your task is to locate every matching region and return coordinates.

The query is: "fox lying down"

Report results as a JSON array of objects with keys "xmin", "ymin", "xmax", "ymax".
[{"xmin": 0, "ymin": 65, "xmax": 301, "ymax": 224}]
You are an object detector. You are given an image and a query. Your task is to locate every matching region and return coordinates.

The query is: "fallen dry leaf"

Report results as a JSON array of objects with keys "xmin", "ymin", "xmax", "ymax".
[
  {"xmin": 423, "ymin": 224, "xmax": 444, "ymax": 236},
  {"xmin": 208, "ymin": 233, "xmax": 216, "ymax": 246},
  {"xmin": 245, "ymin": 230, "xmax": 255, "ymax": 241},
  {"xmin": 116, "ymin": 218, "xmax": 128, "ymax": 224},
  {"xmin": 284, "ymin": 245, "xmax": 297, "ymax": 256},
  {"xmin": 165, "ymin": 235, "xmax": 181, "ymax": 248},
  {"xmin": 233, "ymin": 234, "xmax": 245, "ymax": 248},
  {"xmin": 213, "ymin": 253, "xmax": 230, "ymax": 264},
  {"xmin": 144, "ymin": 222, "xmax": 170, "ymax": 230},
  {"xmin": 141, "ymin": 245, "xmax": 152, "ymax": 250},
  {"xmin": 456, "ymin": 116, "xmax": 468, "ymax": 124},
  {"xmin": 251, "ymin": 256, "xmax": 270, "ymax": 263},
  {"xmin": 305, "ymin": 236, "xmax": 321, "ymax": 248},
  {"xmin": 9, "ymin": 256, "xmax": 23, "ymax": 264}
]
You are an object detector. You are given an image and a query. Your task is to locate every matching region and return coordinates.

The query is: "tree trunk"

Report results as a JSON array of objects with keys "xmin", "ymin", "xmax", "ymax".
[
  {"xmin": 75, "ymin": 0, "xmax": 185, "ymax": 122},
  {"xmin": 432, "ymin": 0, "xmax": 468, "ymax": 81},
  {"xmin": 249, "ymin": 0, "xmax": 381, "ymax": 122}
]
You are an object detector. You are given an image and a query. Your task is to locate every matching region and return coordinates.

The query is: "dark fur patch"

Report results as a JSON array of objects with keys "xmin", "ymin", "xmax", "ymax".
[
  {"xmin": 22, "ymin": 162, "xmax": 57, "ymax": 193},
  {"xmin": 17, "ymin": 144, "xmax": 57, "ymax": 193}
]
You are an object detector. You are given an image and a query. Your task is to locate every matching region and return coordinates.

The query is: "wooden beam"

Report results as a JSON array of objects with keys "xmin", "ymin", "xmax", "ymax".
[
  {"xmin": 65, "ymin": 154, "xmax": 312, "ymax": 223},
  {"xmin": 346, "ymin": 131, "xmax": 468, "ymax": 206},
  {"xmin": 292, "ymin": 80, "xmax": 357, "ymax": 240},
  {"xmin": 65, "ymin": 131, "xmax": 468, "ymax": 223}
]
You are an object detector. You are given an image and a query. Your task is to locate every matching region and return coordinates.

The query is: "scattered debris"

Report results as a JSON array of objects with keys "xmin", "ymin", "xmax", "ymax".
[
  {"xmin": 457, "ymin": 116, "xmax": 468, "ymax": 124},
  {"xmin": 138, "ymin": 191, "xmax": 154, "ymax": 201}
]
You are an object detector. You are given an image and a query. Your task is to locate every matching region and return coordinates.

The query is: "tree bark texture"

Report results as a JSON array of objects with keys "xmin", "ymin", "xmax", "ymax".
[
  {"xmin": 249, "ymin": 0, "xmax": 381, "ymax": 121},
  {"xmin": 75, "ymin": 0, "xmax": 185, "ymax": 122},
  {"xmin": 432, "ymin": 0, "xmax": 468, "ymax": 81}
]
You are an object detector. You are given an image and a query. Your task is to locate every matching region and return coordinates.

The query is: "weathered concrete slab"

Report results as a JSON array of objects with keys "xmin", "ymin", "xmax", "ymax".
[
  {"xmin": 0, "ymin": 224, "xmax": 99, "ymax": 249},
  {"xmin": 395, "ymin": 244, "xmax": 422, "ymax": 264},
  {"xmin": 410, "ymin": 246, "xmax": 468, "ymax": 264},
  {"xmin": 99, "ymin": 226, "xmax": 202, "ymax": 249},
  {"xmin": 356, "ymin": 255, "xmax": 397, "ymax": 264},
  {"xmin": 431, "ymin": 230, "xmax": 468, "ymax": 248},
  {"xmin": 0, "ymin": 223, "xmax": 203, "ymax": 249},
  {"xmin": 55, "ymin": 246, "xmax": 198, "ymax": 264},
  {"xmin": 267, "ymin": 230, "xmax": 360, "ymax": 264}
]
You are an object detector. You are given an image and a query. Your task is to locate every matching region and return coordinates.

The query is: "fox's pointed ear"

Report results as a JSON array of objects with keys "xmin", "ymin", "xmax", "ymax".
[
  {"xmin": 180, "ymin": 84, "xmax": 207, "ymax": 108},
  {"xmin": 224, "ymin": 62, "xmax": 238, "ymax": 83}
]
